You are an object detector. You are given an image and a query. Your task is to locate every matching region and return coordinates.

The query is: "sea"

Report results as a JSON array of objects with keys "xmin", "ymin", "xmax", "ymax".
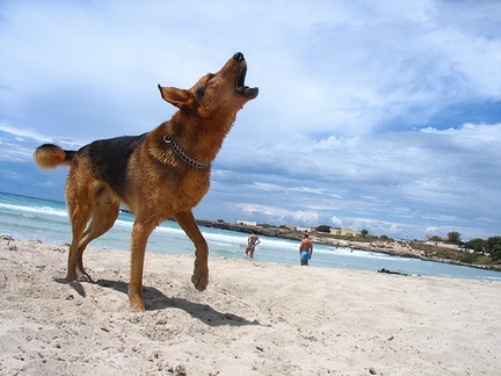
[{"xmin": 1, "ymin": 191, "xmax": 500, "ymax": 282}]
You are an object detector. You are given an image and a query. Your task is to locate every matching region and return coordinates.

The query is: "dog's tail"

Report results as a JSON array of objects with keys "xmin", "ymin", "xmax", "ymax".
[{"xmin": 34, "ymin": 144, "xmax": 76, "ymax": 169}]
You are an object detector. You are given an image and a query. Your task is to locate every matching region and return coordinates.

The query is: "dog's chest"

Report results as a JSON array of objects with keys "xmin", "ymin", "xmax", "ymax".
[
  {"xmin": 131, "ymin": 167, "xmax": 210, "ymax": 216},
  {"xmin": 172, "ymin": 170, "xmax": 210, "ymax": 207}
]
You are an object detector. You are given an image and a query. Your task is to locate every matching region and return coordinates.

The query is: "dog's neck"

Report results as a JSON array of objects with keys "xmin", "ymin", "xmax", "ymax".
[
  {"xmin": 148, "ymin": 115, "xmax": 233, "ymax": 170},
  {"xmin": 162, "ymin": 135, "xmax": 211, "ymax": 169},
  {"xmin": 166, "ymin": 114, "xmax": 233, "ymax": 165}
]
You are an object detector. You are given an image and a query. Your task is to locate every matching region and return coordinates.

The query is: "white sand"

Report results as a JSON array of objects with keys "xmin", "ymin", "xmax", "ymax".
[{"xmin": 1, "ymin": 238, "xmax": 500, "ymax": 375}]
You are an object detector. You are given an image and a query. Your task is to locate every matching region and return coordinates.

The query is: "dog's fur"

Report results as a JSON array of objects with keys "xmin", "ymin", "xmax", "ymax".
[{"xmin": 34, "ymin": 53, "xmax": 258, "ymax": 311}]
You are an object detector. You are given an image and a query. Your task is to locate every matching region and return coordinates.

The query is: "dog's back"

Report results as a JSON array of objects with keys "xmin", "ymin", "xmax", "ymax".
[{"xmin": 35, "ymin": 134, "xmax": 149, "ymax": 198}]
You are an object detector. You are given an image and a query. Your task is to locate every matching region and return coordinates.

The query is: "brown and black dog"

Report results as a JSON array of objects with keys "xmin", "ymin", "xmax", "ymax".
[{"xmin": 34, "ymin": 52, "xmax": 258, "ymax": 311}]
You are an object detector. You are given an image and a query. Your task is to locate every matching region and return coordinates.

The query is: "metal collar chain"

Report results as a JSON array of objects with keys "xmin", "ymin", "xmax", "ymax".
[{"xmin": 162, "ymin": 135, "xmax": 212, "ymax": 169}]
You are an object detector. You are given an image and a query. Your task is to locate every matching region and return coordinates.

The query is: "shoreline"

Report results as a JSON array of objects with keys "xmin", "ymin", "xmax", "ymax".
[{"xmin": 197, "ymin": 220, "xmax": 501, "ymax": 272}]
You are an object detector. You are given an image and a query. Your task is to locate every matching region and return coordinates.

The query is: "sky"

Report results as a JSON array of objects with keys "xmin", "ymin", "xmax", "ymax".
[{"xmin": 1, "ymin": 1, "xmax": 500, "ymax": 241}]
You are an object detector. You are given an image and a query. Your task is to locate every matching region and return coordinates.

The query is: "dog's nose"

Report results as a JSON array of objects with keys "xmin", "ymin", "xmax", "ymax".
[{"xmin": 233, "ymin": 52, "xmax": 244, "ymax": 61}]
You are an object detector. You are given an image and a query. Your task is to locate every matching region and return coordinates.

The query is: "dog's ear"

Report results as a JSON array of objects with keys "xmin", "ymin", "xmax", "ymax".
[{"xmin": 158, "ymin": 85, "xmax": 194, "ymax": 108}]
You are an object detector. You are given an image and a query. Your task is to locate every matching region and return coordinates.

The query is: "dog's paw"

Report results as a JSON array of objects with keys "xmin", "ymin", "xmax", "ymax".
[
  {"xmin": 66, "ymin": 269, "xmax": 94, "ymax": 283},
  {"xmin": 191, "ymin": 261, "xmax": 209, "ymax": 291},
  {"xmin": 79, "ymin": 270, "xmax": 94, "ymax": 283},
  {"xmin": 65, "ymin": 271, "xmax": 79, "ymax": 282},
  {"xmin": 129, "ymin": 295, "xmax": 146, "ymax": 312}
]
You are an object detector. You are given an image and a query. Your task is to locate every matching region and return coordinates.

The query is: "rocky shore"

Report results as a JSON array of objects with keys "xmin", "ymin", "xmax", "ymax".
[{"xmin": 197, "ymin": 220, "xmax": 501, "ymax": 271}]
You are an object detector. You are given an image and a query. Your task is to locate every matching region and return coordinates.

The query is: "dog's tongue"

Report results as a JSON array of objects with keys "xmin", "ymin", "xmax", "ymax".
[
  {"xmin": 238, "ymin": 86, "xmax": 259, "ymax": 99},
  {"xmin": 236, "ymin": 65, "xmax": 258, "ymax": 99}
]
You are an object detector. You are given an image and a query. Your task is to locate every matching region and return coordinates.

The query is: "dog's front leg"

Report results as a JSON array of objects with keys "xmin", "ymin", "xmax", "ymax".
[
  {"xmin": 129, "ymin": 219, "xmax": 156, "ymax": 311},
  {"xmin": 175, "ymin": 210, "xmax": 209, "ymax": 291}
]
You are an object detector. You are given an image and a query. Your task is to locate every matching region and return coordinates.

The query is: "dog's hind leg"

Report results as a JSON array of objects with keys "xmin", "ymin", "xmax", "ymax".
[
  {"xmin": 175, "ymin": 210, "xmax": 209, "ymax": 291},
  {"xmin": 66, "ymin": 198, "xmax": 93, "ymax": 282},
  {"xmin": 76, "ymin": 200, "xmax": 120, "ymax": 281}
]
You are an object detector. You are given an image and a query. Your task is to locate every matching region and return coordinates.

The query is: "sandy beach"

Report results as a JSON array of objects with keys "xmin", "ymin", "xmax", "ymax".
[{"xmin": 1, "ymin": 237, "xmax": 500, "ymax": 375}]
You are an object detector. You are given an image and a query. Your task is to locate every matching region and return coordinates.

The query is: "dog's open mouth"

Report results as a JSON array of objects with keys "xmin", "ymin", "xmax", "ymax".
[{"xmin": 236, "ymin": 66, "xmax": 259, "ymax": 99}]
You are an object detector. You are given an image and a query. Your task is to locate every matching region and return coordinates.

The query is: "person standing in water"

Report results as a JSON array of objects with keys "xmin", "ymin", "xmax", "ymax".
[
  {"xmin": 299, "ymin": 232, "xmax": 313, "ymax": 266},
  {"xmin": 245, "ymin": 231, "xmax": 261, "ymax": 258}
]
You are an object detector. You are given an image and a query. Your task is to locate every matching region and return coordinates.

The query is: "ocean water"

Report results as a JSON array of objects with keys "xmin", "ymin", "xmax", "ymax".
[{"xmin": 1, "ymin": 191, "xmax": 500, "ymax": 282}]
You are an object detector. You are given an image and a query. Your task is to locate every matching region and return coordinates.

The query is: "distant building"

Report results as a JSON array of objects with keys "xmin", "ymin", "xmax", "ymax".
[
  {"xmin": 425, "ymin": 235, "xmax": 445, "ymax": 245},
  {"xmin": 236, "ymin": 220, "xmax": 257, "ymax": 226},
  {"xmin": 425, "ymin": 235, "xmax": 461, "ymax": 250},
  {"xmin": 330, "ymin": 228, "xmax": 359, "ymax": 237},
  {"xmin": 296, "ymin": 226, "xmax": 313, "ymax": 233}
]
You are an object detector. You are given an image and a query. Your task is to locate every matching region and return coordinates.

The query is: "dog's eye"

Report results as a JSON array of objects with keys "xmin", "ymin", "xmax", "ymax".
[{"xmin": 196, "ymin": 87, "xmax": 205, "ymax": 98}]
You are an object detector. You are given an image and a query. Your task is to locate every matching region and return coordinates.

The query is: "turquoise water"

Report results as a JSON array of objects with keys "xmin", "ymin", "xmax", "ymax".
[{"xmin": 1, "ymin": 191, "xmax": 500, "ymax": 281}]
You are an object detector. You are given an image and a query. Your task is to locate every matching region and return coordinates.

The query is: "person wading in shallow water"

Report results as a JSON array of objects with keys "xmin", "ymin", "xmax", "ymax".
[
  {"xmin": 245, "ymin": 231, "xmax": 261, "ymax": 258},
  {"xmin": 299, "ymin": 232, "xmax": 313, "ymax": 266}
]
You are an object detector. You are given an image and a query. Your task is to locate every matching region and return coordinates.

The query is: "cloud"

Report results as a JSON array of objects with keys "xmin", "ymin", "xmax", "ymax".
[
  {"xmin": 1, "ymin": 1, "xmax": 500, "ymax": 240},
  {"xmin": 0, "ymin": 123, "xmax": 53, "ymax": 144},
  {"xmin": 236, "ymin": 203, "xmax": 319, "ymax": 226},
  {"xmin": 214, "ymin": 121, "xmax": 501, "ymax": 237}
]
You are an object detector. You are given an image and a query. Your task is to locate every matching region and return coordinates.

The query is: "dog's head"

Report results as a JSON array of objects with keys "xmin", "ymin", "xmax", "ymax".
[{"xmin": 158, "ymin": 52, "xmax": 258, "ymax": 120}]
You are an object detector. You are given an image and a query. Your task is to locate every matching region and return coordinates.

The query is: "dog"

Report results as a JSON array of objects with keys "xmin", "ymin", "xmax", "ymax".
[{"xmin": 34, "ymin": 52, "xmax": 258, "ymax": 311}]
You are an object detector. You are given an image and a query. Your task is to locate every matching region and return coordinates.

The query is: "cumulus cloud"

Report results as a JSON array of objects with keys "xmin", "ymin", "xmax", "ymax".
[{"xmin": 1, "ymin": 0, "xmax": 500, "ymax": 240}]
